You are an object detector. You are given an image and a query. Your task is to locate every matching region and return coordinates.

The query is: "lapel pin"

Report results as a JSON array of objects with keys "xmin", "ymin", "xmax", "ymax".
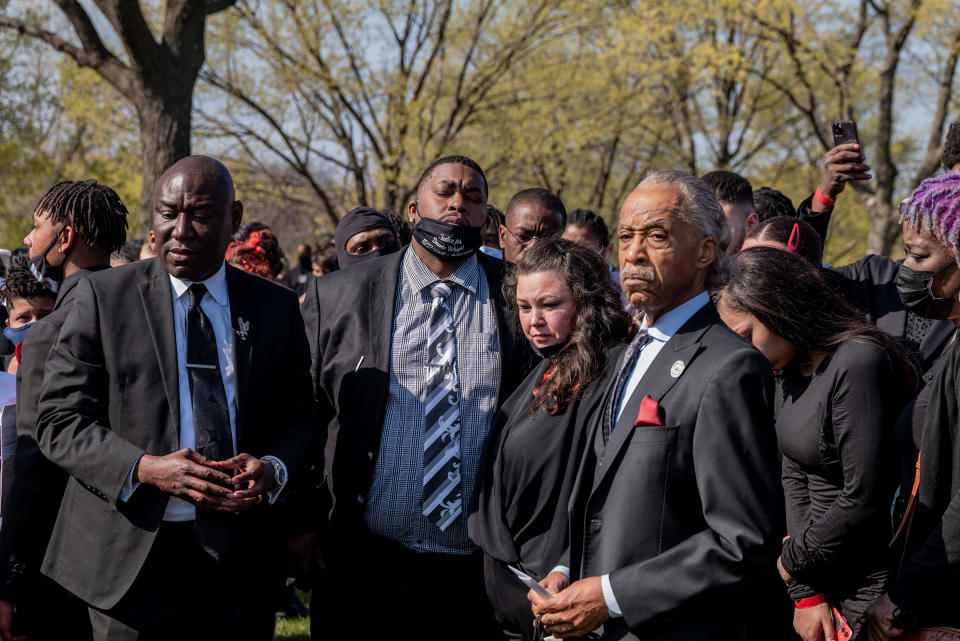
[
  {"xmin": 236, "ymin": 318, "xmax": 250, "ymax": 342},
  {"xmin": 670, "ymin": 360, "xmax": 685, "ymax": 378}
]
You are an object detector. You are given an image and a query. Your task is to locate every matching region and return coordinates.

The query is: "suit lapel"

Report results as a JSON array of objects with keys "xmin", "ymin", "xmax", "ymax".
[
  {"xmin": 137, "ymin": 260, "xmax": 180, "ymax": 443},
  {"xmin": 477, "ymin": 252, "xmax": 516, "ymax": 405},
  {"xmin": 225, "ymin": 265, "xmax": 255, "ymax": 447},
  {"xmin": 592, "ymin": 303, "xmax": 717, "ymax": 492}
]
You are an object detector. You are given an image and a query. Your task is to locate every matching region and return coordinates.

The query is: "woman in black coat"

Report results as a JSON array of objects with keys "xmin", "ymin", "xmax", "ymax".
[
  {"xmin": 469, "ymin": 239, "xmax": 631, "ymax": 641},
  {"xmin": 716, "ymin": 247, "xmax": 915, "ymax": 641}
]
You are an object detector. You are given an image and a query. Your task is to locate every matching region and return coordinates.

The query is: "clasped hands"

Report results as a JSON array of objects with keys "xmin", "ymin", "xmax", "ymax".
[
  {"xmin": 134, "ymin": 447, "xmax": 275, "ymax": 512},
  {"xmin": 528, "ymin": 572, "xmax": 609, "ymax": 639}
]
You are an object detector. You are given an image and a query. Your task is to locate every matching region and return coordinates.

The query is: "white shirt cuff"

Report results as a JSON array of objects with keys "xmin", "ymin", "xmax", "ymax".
[
  {"xmin": 550, "ymin": 565, "xmax": 570, "ymax": 578},
  {"xmin": 119, "ymin": 453, "xmax": 147, "ymax": 502},
  {"xmin": 601, "ymin": 574, "xmax": 623, "ymax": 618},
  {"xmin": 261, "ymin": 456, "xmax": 288, "ymax": 504}
]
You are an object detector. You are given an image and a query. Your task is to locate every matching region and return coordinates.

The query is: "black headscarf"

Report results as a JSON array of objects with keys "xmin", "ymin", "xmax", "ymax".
[{"xmin": 334, "ymin": 207, "xmax": 399, "ymax": 268}]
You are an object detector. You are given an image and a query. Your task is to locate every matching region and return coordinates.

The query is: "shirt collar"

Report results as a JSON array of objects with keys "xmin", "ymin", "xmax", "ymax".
[
  {"xmin": 640, "ymin": 290, "xmax": 710, "ymax": 342},
  {"xmin": 169, "ymin": 261, "xmax": 229, "ymax": 306},
  {"xmin": 403, "ymin": 247, "xmax": 479, "ymax": 295}
]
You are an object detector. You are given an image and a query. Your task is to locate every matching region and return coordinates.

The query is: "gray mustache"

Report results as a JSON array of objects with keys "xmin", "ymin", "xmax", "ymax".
[{"xmin": 621, "ymin": 269, "xmax": 655, "ymax": 282}]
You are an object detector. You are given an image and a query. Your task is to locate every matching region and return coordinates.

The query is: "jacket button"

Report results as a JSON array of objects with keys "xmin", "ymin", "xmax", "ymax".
[
  {"xmin": 598, "ymin": 456, "xmax": 604, "ymax": 467},
  {"xmin": 357, "ymin": 495, "xmax": 364, "ymax": 504},
  {"xmin": 590, "ymin": 518, "xmax": 602, "ymax": 532},
  {"xmin": 367, "ymin": 451, "xmax": 374, "ymax": 461}
]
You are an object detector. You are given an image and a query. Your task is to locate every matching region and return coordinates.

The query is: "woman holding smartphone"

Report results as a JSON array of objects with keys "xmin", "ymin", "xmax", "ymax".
[{"xmin": 469, "ymin": 239, "xmax": 630, "ymax": 640}]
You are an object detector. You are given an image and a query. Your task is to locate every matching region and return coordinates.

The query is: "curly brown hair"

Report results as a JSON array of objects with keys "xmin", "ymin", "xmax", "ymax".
[{"xmin": 504, "ymin": 239, "xmax": 631, "ymax": 415}]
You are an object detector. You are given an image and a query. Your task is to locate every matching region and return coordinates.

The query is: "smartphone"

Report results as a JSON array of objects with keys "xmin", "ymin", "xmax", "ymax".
[
  {"xmin": 507, "ymin": 565, "xmax": 554, "ymax": 599},
  {"xmin": 832, "ymin": 120, "xmax": 860, "ymax": 147},
  {"xmin": 831, "ymin": 606, "xmax": 853, "ymax": 641}
]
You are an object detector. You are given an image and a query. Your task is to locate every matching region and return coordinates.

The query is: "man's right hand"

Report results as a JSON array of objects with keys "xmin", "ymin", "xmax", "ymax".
[
  {"xmin": 134, "ymin": 448, "xmax": 243, "ymax": 511},
  {"xmin": 0, "ymin": 599, "xmax": 25, "ymax": 641}
]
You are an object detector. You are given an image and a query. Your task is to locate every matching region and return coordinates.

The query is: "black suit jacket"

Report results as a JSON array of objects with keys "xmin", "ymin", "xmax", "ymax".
[
  {"xmin": 567, "ymin": 303, "xmax": 784, "ymax": 640},
  {"xmin": 831, "ymin": 254, "xmax": 954, "ymax": 376},
  {"xmin": 300, "ymin": 248, "xmax": 532, "ymax": 536},
  {"xmin": 34, "ymin": 258, "xmax": 319, "ymax": 609},
  {"xmin": 0, "ymin": 267, "xmax": 106, "ymax": 601}
]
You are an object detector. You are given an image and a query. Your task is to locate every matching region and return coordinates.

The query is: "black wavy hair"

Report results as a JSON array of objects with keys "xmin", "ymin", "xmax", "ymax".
[
  {"xmin": 567, "ymin": 208, "xmax": 610, "ymax": 248},
  {"xmin": 504, "ymin": 238, "xmax": 631, "ymax": 415},
  {"xmin": 753, "ymin": 187, "xmax": 795, "ymax": 222},
  {"xmin": 702, "ymin": 170, "xmax": 755, "ymax": 207},
  {"xmin": 3, "ymin": 269, "xmax": 56, "ymax": 311},
  {"xmin": 943, "ymin": 121, "xmax": 960, "ymax": 171}
]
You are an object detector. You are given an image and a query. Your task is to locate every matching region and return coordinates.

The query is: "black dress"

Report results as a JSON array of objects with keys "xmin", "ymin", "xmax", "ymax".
[
  {"xmin": 469, "ymin": 345, "xmax": 624, "ymax": 641},
  {"xmin": 775, "ymin": 340, "xmax": 910, "ymax": 636}
]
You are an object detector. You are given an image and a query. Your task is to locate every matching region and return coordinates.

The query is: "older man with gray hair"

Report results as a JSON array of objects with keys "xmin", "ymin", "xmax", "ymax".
[{"xmin": 530, "ymin": 171, "xmax": 784, "ymax": 640}]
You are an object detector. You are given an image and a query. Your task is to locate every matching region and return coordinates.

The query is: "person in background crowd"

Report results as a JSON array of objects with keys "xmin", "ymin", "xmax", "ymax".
[
  {"xmin": 470, "ymin": 239, "xmax": 631, "ymax": 640},
  {"xmin": 334, "ymin": 207, "xmax": 400, "ymax": 268},
  {"xmin": 754, "ymin": 186, "xmax": 799, "ymax": 222},
  {"xmin": 701, "ymin": 170, "xmax": 759, "ymax": 254},
  {"xmin": 301, "ymin": 155, "xmax": 532, "ymax": 641},
  {"xmin": 1, "ymin": 271, "xmax": 56, "ymax": 374},
  {"xmin": 530, "ymin": 171, "xmax": 783, "ymax": 641},
  {"xmin": 282, "ymin": 243, "xmax": 313, "ymax": 297},
  {"xmin": 32, "ymin": 156, "xmax": 319, "ymax": 640},
  {"xmin": 120, "ymin": 239, "xmax": 143, "ymax": 264},
  {"xmin": 499, "ymin": 188, "xmax": 566, "ymax": 263},
  {"xmin": 742, "ymin": 216, "xmax": 824, "ymax": 266},
  {"xmin": 385, "ymin": 208, "xmax": 412, "ymax": 248},
  {"xmin": 311, "ymin": 236, "xmax": 339, "ymax": 276},
  {"xmin": 8, "ymin": 250, "xmax": 28, "ymax": 274},
  {"xmin": 717, "ymin": 247, "xmax": 914, "ymax": 641},
  {"xmin": 479, "ymin": 204, "xmax": 504, "ymax": 259},
  {"xmin": 563, "ymin": 208, "xmax": 613, "ymax": 264},
  {"xmin": 866, "ymin": 172, "xmax": 960, "ymax": 640},
  {"xmin": 943, "ymin": 120, "xmax": 960, "ymax": 173},
  {"xmin": 138, "ymin": 231, "xmax": 158, "ymax": 260},
  {"xmin": 0, "ymin": 178, "xmax": 128, "ymax": 641},
  {"xmin": 225, "ymin": 222, "xmax": 285, "ymax": 280}
]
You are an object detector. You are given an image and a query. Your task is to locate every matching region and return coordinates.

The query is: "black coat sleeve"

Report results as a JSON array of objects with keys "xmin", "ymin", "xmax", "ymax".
[{"xmin": 797, "ymin": 194, "xmax": 833, "ymax": 247}]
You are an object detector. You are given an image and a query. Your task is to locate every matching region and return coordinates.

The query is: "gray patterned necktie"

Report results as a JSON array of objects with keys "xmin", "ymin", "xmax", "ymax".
[
  {"xmin": 422, "ymin": 281, "xmax": 463, "ymax": 531},
  {"xmin": 602, "ymin": 328, "xmax": 651, "ymax": 444}
]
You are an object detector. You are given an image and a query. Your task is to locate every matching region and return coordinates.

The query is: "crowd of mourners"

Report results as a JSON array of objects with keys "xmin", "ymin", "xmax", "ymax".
[{"xmin": 0, "ymin": 121, "xmax": 957, "ymax": 641}]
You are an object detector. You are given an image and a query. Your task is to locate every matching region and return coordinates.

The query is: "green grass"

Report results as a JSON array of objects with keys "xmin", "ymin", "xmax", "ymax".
[
  {"xmin": 273, "ymin": 589, "xmax": 311, "ymax": 640},
  {"xmin": 274, "ymin": 615, "xmax": 310, "ymax": 640}
]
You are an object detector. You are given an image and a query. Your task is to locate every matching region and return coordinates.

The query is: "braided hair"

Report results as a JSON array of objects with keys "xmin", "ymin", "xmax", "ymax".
[
  {"xmin": 34, "ymin": 180, "xmax": 128, "ymax": 253},
  {"xmin": 900, "ymin": 173, "xmax": 960, "ymax": 260}
]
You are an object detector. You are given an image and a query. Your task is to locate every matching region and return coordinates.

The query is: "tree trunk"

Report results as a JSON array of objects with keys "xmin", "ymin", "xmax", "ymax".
[
  {"xmin": 864, "ymin": 187, "xmax": 900, "ymax": 256},
  {"xmin": 135, "ymin": 92, "xmax": 193, "ymax": 236}
]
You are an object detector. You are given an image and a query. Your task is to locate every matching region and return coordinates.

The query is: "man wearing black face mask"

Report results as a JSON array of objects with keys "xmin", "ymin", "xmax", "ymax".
[
  {"xmin": 300, "ymin": 155, "xmax": 532, "ymax": 640},
  {"xmin": 333, "ymin": 207, "xmax": 400, "ymax": 268}
]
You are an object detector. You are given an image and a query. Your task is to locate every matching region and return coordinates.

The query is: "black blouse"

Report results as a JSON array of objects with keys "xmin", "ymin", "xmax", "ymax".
[
  {"xmin": 776, "ymin": 340, "xmax": 909, "ymax": 598},
  {"xmin": 469, "ymin": 345, "xmax": 623, "ymax": 579}
]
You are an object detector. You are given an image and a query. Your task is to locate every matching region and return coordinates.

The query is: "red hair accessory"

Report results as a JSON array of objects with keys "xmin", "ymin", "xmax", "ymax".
[{"xmin": 787, "ymin": 223, "xmax": 800, "ymax": 252}]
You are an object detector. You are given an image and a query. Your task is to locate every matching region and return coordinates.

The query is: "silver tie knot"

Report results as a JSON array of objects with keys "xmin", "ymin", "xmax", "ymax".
[{"xmin": 430, "ymin": 281, "xmax": 452, "ymax": 302}]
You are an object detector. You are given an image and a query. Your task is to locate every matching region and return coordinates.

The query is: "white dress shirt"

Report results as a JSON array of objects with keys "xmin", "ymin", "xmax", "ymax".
[
  {"xmin": 551, "ymin": 290, "xmax": 710, "ymax": 618},
  {"xmin": 121, "ymin": 262, "xmax": 286, "ymax": 520}
]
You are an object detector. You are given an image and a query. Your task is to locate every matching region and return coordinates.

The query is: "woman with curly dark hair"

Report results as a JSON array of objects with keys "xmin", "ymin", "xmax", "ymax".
[
  {"xmin": 225, "ymin": 222, "xmax": 285, "ymax": 279},
  {"xmin": 469, "ymin": 238, "xmax": 631, "ymax": 640}
]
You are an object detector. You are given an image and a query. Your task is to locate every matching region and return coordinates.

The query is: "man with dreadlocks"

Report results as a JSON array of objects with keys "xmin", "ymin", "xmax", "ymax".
[
  {"xmin": 0, "ymin": 179, "xmax": 128, "ymax": 641},
  {"xmin": 867, "ymin": 171, "xmax": 960, "ymax": 639}
]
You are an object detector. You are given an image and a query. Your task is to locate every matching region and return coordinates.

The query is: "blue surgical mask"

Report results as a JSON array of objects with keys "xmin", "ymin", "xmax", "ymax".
[
  {"xmin": 478, "ymin": 246, "xmax": 504, "ymax": 260},
  {"xmin": 3, "ymin": 322, "xmax": 35, "ymax": 346}
]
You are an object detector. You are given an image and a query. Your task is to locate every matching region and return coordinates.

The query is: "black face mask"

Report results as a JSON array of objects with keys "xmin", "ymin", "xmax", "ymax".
[
  {"xmin": 412, "ymin": 217, "xmax": 483, "ymax": 260},
  {"xmin": 339, "ymin": 242, "xmax": 400, "ymax": 268},
  {"xmin": 529, "ymin": 339, "xmax": 568, "ymax": 361},
  {"xmin": 28, "ymin": 230, "xmax": 66, "ymax": 292},
  {"xmin": 895, "ymin": 260, "xmax": 958, "ymax": 319}
]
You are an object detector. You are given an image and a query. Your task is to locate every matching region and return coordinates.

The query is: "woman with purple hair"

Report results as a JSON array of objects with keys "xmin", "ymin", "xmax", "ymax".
[{"xmin": 867, "ymin": 172, "xmax": 960, "ymax": 640}]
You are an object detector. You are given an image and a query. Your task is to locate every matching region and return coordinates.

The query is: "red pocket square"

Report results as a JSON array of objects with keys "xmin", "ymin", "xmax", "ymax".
[{"xmin": 635, "ymin": 395, "xmax": 665, "ymax": 427}]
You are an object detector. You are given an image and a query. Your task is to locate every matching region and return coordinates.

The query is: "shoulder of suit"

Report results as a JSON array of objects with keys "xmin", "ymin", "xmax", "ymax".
[{"xmin": 227, "ymin": 264, "xmax": 298, "ymax": 302}]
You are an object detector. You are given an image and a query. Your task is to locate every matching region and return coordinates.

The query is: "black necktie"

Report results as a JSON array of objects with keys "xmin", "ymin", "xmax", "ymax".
[
  {"xmin": 186, "ymin": 283, "xmax": 235, "ymax": 559},
  {"xmin": 602, "ymin": 328, "xmax": 650, "ymax": 444}
]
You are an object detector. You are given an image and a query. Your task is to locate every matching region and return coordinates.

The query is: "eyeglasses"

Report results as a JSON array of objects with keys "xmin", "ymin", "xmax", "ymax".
[{"xmin": 502, "ymin": 226, "xmax": 558, "ymax": 247}]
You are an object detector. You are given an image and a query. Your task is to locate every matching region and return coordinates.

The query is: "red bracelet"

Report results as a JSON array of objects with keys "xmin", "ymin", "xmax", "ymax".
[
  {"xmin": 795, "ymin": 594, "xmax": 828, "ymax": 609},
  {"xmin": 814, "ymin": 187, "xmax": 836, "ymax": 207}
]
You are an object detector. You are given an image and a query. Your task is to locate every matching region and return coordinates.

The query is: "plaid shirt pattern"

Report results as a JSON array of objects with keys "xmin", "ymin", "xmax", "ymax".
[{"xmin": 364, "ymin": 250, "xmax": 501, "ymax": 554}]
